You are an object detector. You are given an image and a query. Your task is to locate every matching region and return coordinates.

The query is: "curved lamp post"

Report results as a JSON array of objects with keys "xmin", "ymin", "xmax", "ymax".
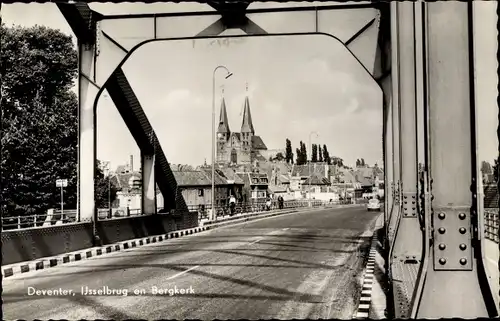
[{"xmin": 211, "ymin": 66, "xmax": 233, "ymax": 221}]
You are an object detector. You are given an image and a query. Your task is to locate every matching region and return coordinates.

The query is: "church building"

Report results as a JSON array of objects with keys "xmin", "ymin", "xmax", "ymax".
[{"xmin": 216, "ymin": 87, "xmax": 268, "ymax": 165}]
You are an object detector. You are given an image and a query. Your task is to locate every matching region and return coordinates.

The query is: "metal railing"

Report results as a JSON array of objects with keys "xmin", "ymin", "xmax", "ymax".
[
  {"xmin": 484, "ymin": 209, "xmax": 499, "ymax": 243},
  {"xmin": 1, "ymin": 208, "xmax": 145, "ymax": 230},
  {"xmin": 1, "ymin": 199, "xmax": 351, "ymax": 231},
  {"xmin": 192, "ymin": 199, "xmax": 347, "ymax": 222}
]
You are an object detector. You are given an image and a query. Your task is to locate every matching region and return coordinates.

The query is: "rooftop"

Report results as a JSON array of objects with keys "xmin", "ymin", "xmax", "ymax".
[{"xmin": 303, "ymin": 174, "xmax": 332, "ymax": 186}]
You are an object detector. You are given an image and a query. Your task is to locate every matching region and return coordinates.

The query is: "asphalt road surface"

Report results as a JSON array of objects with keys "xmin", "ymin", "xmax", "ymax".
[{"xmin": 3, "ymin": 206, "xmax": 382, "ymax": 320}]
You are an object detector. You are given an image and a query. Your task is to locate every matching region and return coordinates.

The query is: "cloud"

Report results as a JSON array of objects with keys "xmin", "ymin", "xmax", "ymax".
[
  {"xmin": 164, "ymin": 89, "xmax": 192, "ymax": 105},
  {"xmin": 345, "ymin": 98, "xmax": 360, "ymax": 114}
]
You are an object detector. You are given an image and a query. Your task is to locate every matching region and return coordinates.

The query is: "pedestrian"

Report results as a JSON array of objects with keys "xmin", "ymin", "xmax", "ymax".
[
  {"xmin": 229, "ymin": 194, "xmax": 236, "ymax": 216},
  {"xmin": 265, "ymin": 197, "xmax": 272, "ymax": 211}
]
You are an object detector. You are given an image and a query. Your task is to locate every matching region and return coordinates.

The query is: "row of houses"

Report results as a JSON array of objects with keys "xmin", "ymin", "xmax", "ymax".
[{"xmin": 109, "ymin": 159, "xmax": 385, "ymax": 211}]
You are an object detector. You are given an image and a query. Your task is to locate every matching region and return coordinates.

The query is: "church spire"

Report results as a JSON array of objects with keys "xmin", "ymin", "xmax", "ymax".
[
  {"xmin": 241, "ymin": 82, "xmax": 255, "ymax": 134},
  {"xmin": 217, "ymin": 93, "xmax": 230, "ymax": 134}
]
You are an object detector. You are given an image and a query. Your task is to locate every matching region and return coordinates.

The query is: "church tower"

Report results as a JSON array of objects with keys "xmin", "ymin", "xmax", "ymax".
[
  {"xmin": 240, "ymin": 83, "xmax": 255, "ymax": 156},
  {"xmin": 216, "ymin": 90, "xmax": 230, "ymax": 163}
]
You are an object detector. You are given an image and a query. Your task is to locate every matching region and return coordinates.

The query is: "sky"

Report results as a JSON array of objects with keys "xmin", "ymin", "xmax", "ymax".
[{"xmin": 2, "ymin": 2, "xmax": 498, "ymax": 172}]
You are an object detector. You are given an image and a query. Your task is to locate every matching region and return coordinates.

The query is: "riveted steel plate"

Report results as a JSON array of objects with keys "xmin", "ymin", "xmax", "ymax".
[
  {"xmin": 392, "ymin": 261, "xmax": 420, "ymax": 318},
  {"xmin": 402, "ymin": 192, "xmax": 417, "ymax": 217},
  {"xmin": 433, "ymin": 206, "xmax": 472, "ymax": 270}
]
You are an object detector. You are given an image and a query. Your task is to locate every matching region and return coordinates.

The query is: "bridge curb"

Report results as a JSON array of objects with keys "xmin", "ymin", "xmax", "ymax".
[
  {"xmin": 354, "ymin": 237, "xmax": 378, "ymax": 319},
  {"xmin": 354, "ymin": 213, "xmax": 385, "ymax": 319},
  {"xmin": 1, "ymin": 225, "xmax": 212, "ymax": 278},
  {"xmin": 2, "ymin": 204, "xmax": 363, "ymax": 279}
]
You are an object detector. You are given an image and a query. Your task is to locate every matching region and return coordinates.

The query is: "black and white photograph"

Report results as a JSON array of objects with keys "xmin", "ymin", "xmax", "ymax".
[{"xmin": 1, "ymin": 1, "xmax": 498, "ymax": 319}]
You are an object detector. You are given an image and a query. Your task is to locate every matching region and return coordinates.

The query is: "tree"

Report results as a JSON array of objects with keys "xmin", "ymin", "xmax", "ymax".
[
  {"xmin": 312, "ymin": 144, "xmax": 318, "ymax": 162},
  {"xmin": 360, "ymin": 158, "xmax": 366, "ymax": 166},
  {"xmin": 300, "ymin": 141, "xmax": 308, "ymax": 164},
  {"xmin": 493, "ymin": 158, "xmax": 499, "ymax": 183},
  {"xmin": 322, "ymin": 144, "xmax": 331, "ymax": 165},
  {"xmin": 481, "ymin": 161, "xmax": 493, "ymax": 175},
  {"xmin": 1, "ymin": 24, "xmax": 116, "ymax": 217},
  {"xmin": 296, "ymin": 148, "xmax": 302, "ymax": 165},
  {"xmin": 1, "ymin": 24, "xmax": 79, "ymax": 217},
  {"xmin": 285, "ymin": 139, "xmax": 293, "ymax": 164},
  {"xmin": 272, "ymin": 152, "xmax": 285, "ymax": 162},
  {"xmin": 356, "ymin": 159, "xmax": 360, "ymax": 167},
  {"xmin": 95, "ymin": 160, "xmax": 119, "ymax": 209},
  {"xmin": 332, "ymin": 156, "xmax": 344, "ymax": 167},
  {"xmin": 318, "ymin": 146, "xmax": 323, "ymax": 162}
]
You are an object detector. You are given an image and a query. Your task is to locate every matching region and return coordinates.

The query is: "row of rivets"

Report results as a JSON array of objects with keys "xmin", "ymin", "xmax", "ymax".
[
  {"xmin": 436, "ymin": 211, "xmax": 469, "ymax": 266},
  {"xmin": 438, "ymin": 243, "xmax": 467, "ymax": 250},
  {"xmin": 438, "ymin": 257, "xmax": 468, "ymax": 265}
]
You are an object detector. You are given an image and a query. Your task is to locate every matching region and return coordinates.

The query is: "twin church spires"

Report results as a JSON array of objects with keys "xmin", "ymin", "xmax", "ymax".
[{"xmin": 217, "ymin": 83, "xmax": 255, "ymax": 136}]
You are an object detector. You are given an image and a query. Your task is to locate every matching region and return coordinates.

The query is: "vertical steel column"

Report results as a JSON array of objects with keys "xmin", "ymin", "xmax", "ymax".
[
  {"xmin": 142, "ymin": 154, "xmax": 156, "ymax": 215},
  {"xmin": 387, "ymin": 2, "xmax": 401, "ymax": 245},
  {"xmin": 381, "ymin": 72, "xmax": 394, "ymax": 231},
  {"xmin": 410, "ymin": 2, "xmax": 431, "ymax": 317},
  {"xmin": 389, "ymin": 3, "xmax": 422, "ymax": 318},
  {"xmin": 416, "ymin": 2, "xmax": 494, "ymax": 317},
  {"xmin": 78, "ymin": 43, "xmax": 98, "ymax": 223}
]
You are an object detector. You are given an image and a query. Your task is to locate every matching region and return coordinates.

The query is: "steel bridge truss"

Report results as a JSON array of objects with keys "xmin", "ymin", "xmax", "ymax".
[{"xmin": 56, "ymin": 1, "xmax": 497, "ymax": 318}]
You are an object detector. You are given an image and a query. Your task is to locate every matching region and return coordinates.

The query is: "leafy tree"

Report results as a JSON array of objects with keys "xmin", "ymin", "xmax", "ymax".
[
  {"xmin": 1, "ymin": 24, "xmax": 79, "ymax": 217},
  {"xmin": 311, "ymin": 144, "xmax": 318, "ymax": 162},
  {"xmin": 285, "ymin": 139, "xmax": 293, "ymax": 164},
  {"xmin": 274, "ymin": 152, "xmax": 285, "ymax": 162},
  {"xmin": 95, "ymin": 160, "xmax": 119, "ymax": 208},
  {"xmin": 481, "ymin": 161, "xmax": 493, "ymax": 175},
  {"xmin": 295, "ymin": 148, "xmax": 302, "ymax": 165},
  {"xmin": 0, "ymin": 24, "xmax": 113, "ymax": 217},
  {"xmin": 322, "ymin": 144, "xmax": 331, "ymax": 165},
  {"xmin": 332, "ymin": 156, "xmax": 344, "ymax": 167},
  {"xmin": 493, "ymin": 158, "xmax": 499, "ymax": 183},
  {"xmin": 300, "ymin": 141, "xmax": 308, "ymax": 164},
  {"xmin": 318, "ymin": 146, "xmax": 323, "ymax": 163},
  {"xmin": 356, "ymin": 159, "xmax": 360, "ymax": 167}
]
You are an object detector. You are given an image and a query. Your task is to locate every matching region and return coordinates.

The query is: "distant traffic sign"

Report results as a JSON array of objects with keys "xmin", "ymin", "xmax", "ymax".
[{"xmin": 56, "ymin": 179, "xmax": 68, "ymax": 187}]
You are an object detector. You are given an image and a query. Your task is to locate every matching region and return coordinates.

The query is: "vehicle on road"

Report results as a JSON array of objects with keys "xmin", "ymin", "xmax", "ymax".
[{"xmin": 367, "ymin": 198, "xmax": 381, "ymax": 211}]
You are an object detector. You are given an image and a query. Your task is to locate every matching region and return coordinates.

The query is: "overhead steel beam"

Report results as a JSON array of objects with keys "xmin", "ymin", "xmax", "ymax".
[
  {"xmin": 100, "ymin": 3, "xmax": 378, "ymax": 20},
  {"xmin": 104, "ymin": 69, "xmax": 187, "ymax": 212},
  {"xmin": 345, "ymin": 17, "xmax": 376, "ymax": 47},
  {"xmin": 56, "ymin": 3, "xmax": 102, "ymax": 46},
  {"xmin": 195, "ymin": 18, "xmax": 227, "ymax": 37}
]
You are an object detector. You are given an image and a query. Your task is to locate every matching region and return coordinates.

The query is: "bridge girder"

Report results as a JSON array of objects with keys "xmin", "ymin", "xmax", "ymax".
[
  {"xmin": 55, "ymin": 1, "xmax": 498, "ymax": 318},
  {"xmin": 58, "ymin": 1, "xmax": 383, "ymax": 224}
]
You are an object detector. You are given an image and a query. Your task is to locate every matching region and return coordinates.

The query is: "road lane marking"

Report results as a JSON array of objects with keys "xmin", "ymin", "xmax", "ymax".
[
  {"xmin": 249, "ymin": 238, "xmax": 263, "ymax": 245},
  {"xmin": 165, "ymin": 265, "xmax": 200, "ymax": 280}
]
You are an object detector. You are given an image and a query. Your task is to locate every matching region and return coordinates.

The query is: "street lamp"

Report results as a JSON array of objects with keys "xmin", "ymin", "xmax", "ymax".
[
  {"xmin": 308, "ymin": 131, "xmax": 319, "ymax": 207},
  {"xmin": 211, "ymin": 66, "xmax": 233, "ymax": 221},
  {"xmin": 102, "ymin": 161, "xmax": 112, "ymax": 218}
]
